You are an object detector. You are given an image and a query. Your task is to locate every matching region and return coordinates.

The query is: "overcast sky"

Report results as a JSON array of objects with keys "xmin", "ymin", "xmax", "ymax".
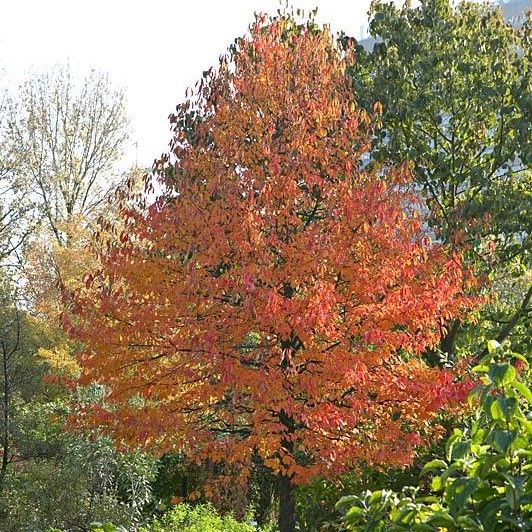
[{"xmin": 1, "ymin": 0, "xmax": 491, "ymax": 168}]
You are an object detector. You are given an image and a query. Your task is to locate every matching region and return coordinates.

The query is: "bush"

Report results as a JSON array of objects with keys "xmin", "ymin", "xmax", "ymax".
[
  {"xmin": 146, "ymin": 503, "xmax": 256, "ymax": 532},
  {"xmin": 336, "ymin": 341, "xmax": 531, "ymax": 530},
  {"xmin": 0, "ymin": 434, "xmax": 155, "ymax": 531},
  {"xmin": 296, "ymin": 464, "xmax": 431, "ymax": 531}
]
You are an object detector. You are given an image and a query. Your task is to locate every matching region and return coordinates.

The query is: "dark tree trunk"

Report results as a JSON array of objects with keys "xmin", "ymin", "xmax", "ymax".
[
  {"xmin": 0, "ymin": 307, "xmax": 20, "ymax": 496},
  {"xmin": 278, "ymin": 474, "xmax": 296, "ymax": 532},
  {"xmin": 440, "ymin": 319, "xmax": 460, "ymax": 358},
  {"xmin": 0, "ymin": 438, "xmax": 8, "ymax": 495},
  {"xmin": 254, "ymin": 463, "xmax": 277, "ymax": 527},
  {"xmin": 0, "ymin": 341, "xmax": 11, "ymax": 495}
]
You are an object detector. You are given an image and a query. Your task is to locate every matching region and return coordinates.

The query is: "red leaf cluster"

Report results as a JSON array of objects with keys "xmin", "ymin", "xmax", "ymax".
[{"xmin": 69, "ymin": 15, "xmax": 478, "ymax": 486}]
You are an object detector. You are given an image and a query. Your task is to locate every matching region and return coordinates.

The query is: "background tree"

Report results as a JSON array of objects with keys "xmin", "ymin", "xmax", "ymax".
[
  {"xmin": 4, "ymin": 67, "xmax": 137, "ymax": 382},
  {"xmin": 4, "ymin": 64, "xmax": 129, "ymax": 247},
  {"xmin": 0, "ymin": 75, "xmax": 33, "ymax": 265},
  {"xmin": 70, "ymin": 13, "xmax": 477, "ymax": 532},
  {"xmin": 1, "ymin": 63, "xmax": 132, "ymax": 322},
  {"xmin": 0, "ymin": 62, "xmax": 160, "ymax": 530},
  {"xmin": 0, "ymin": 271, "xmax": 156, "ymax": 530},
  {"xmin": 0, "ymin": 269, "xmax": 81, "ymax": 500},
  {"xmin": 0, "ymin": 277, "xmax": 50, "ymax": 495},
  {"xmin": 1, "ymin": 428, "xmax": 156, "ymax": 531},
  {"xmin": 350, "ymin": 0, "xmax": 531, "ymax": 357}
]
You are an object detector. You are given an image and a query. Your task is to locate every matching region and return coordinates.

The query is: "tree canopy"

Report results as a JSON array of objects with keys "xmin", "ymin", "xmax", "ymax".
[
  {"xmin": 351, "ymin": 0, "xmax": 531, "ymax": 356},
  {"xmin": 69, "ymin": 14, "xmax": 478, "ymax": 531}
]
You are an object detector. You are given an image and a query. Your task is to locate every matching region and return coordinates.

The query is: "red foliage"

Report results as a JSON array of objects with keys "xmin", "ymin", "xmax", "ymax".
[{"xmin": 69, "ymin": 15, "xmax": 478, "ymax": 488}]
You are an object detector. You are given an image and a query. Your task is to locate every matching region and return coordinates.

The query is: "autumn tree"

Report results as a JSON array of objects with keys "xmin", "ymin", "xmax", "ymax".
[
  {"xmin": 69, "ymin": 14, "xmax": 477, "ymax": 532},
  {"xmin": 350, "ymin": 0, "xmax": 531, "ymax": 357}
]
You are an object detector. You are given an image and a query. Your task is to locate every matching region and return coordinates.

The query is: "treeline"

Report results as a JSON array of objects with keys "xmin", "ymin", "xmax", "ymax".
[{"xmin": 0, "ymin": 1, "xmax": 530, "ymax": 531}]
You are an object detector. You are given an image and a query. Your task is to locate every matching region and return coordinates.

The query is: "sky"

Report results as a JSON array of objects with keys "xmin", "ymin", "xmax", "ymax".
[
  {"xmin": 0, "ymin": 0, "xmax": 495, "ymax": 169},
  {"xmin": 0, "ymin": 0, "xmax": 383, "ymax": 168}
]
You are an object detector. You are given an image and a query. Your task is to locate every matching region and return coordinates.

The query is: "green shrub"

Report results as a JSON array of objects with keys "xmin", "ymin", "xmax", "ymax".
[
  {"xmin": 295, "ymin": 421, "xmax": 455, "ymax": 530},
  {"xmin": 295, "ymin": 465, "xmax": 430, "ymax": 531},
  {"xmin": 147, "ymin": 503, "xmax": 256, "ymax": 532},
  {"xmin": 1, "ymin": 434, "xmax": 155, "ymax": 531},
  {"xmin": 336, "ymin": 341, "xmax": 531, "ymax": 530}
]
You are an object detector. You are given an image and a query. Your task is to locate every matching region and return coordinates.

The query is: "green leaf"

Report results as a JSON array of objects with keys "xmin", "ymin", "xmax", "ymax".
[
  {"xmin": 483, "ymin": 394, "xmax": 497, "ymax": 418},
  {"xmin": 446, "ymin": 477, "xmax": 480, "ymax": 516},
  {"xmin": 490, "ymin": 397, "xmax": 518, "ymax": 423},
  {"xmin": 472, "ymin": 364, "xmax": 489, "ymax": 374},
  {"xmin": 513, "ymin": 381, "xmax": 532, "ymax": 403},
  {"xmin": 412, "ymin": 525, "xmax": 436, "ymax": 532},
  {"xmin": 369, "ymin": 490, "xmax": 385, "ymax": 505},
  {"xmin": 487, "ymin": 429, "xmax": 517, "ymax": 454},
  {"xmin": 426, "ymin": 511, "xmax": 456, "ymax": 528},
  {"xmin": 456, "ymin": 515, "xmax": 482, "ymax": 530},
  {"xmin": 452, "ymin": 441, "xmax": 470, "ymax": 460},
  {"xmin": 496, "ymin": 457, "xmax": 512, "ymax": 471},
  {"xmin": 335, "ymin": 495, "xmax": 360, "ymax": 511},
  {"xmin": 394, "ymin": 507, "xmax": 418, "ymax": 524},
  {"xmin": 446, "ymin": 429, "xmax": 463, "ymax": 461},
  {"xmin": 487, "ymin": 339, "xmax": 501, "ymax": 354},
  {"xmin": 479, "ymin": 497, "xmax": 505, "ymax": 525},
  {"xmin": 472, "ymin": 485, "xmax": 499, "ymax": 502},
  {"xmin": 431, "ymin": 476, "xmax": 444, "ymax": 492},
  {"xmin": 345, "ymin": 506, "xmax": 365, "ymax": 519},
  {"xmin": 472, "ymin": 426, "xmax": 486, "ymax": 445},
  {"xmin": 422, "ymin": 459, "xmax": 448, "ymax": 475},
  {"xmin": 468, "ymin": 385, "xmax": 483, "ymax": 407},
  {"xmin": 488, "ymin": 363, "xmax": 516, "ymax": 386}
]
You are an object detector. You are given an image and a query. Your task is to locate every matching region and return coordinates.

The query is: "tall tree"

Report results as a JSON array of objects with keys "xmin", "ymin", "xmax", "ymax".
[
  {"xmin": 0, "ymin": 77, "xmax": 33, "ymax": 264},
  {"xmin": 3, "ymin": 64, "xmax": 134, "ymax": 323},
  {"xmin": 4, "ymin": 64, "xmax": 129, "ymax": 247},
  {"xmin": 350, "ymin": 0, "xmax": 531, "ymax": 357},
  {"xmin": 68, "ymin": 14, "xmax": 477, "ymax": 532}
]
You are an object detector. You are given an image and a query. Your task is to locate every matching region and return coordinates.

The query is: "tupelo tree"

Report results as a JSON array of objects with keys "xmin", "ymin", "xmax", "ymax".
[{"xmin": 68, "ymin": 13, "xmax": 478, "ymax": 532}]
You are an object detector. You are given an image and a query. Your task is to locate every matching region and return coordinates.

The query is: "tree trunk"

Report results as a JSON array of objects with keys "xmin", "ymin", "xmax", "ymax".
[
  {"xmin": 0, "ymin": 343, "xmax": 10, "ymax": 495},
  {"xmin": 440, "ymin": 319, "xmax": 460, "ymax": 358},
  {"xmin": 278, "ymin": 474, "xmax": 296, "ymax": 532},
  {"xmin": 0, "ymin": 440, "xmax": 7, "ymax": 495},
  {"xmin": 254, "ymin": 465, "xmax": 277, "ymax": 527}
]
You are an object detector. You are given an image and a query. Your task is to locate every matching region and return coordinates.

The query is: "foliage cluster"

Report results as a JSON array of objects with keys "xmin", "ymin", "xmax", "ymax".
[
  {"xmin": 145, "ymin": 503, "xmax": 257, "ymax": 532},
  {"xmin": 337, "ymin": 341, "xmax": 531, "ymax": 530},
  {"xmin": 68, "ymin": 503, "xmax": 266, "ymax": 532},
  {"xmin": 71, "ymin": 0, "xmax": 476, "ymax": 500},
  {"xmin": 1, "ymin": 416, "xmax": 156, "ymax": 531},
  {"xmin": 352, "ymin": 0, "xmax": 531, "ymax": 358}
]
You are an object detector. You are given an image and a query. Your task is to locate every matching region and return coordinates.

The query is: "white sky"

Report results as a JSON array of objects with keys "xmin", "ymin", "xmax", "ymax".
[
  {"xmin": 0, "ymin": 0, "xmax": 491, "ymax": 168},
  {"xmin": 0, "ymin": 0, "xmax": 381, "ymax": 168}
]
